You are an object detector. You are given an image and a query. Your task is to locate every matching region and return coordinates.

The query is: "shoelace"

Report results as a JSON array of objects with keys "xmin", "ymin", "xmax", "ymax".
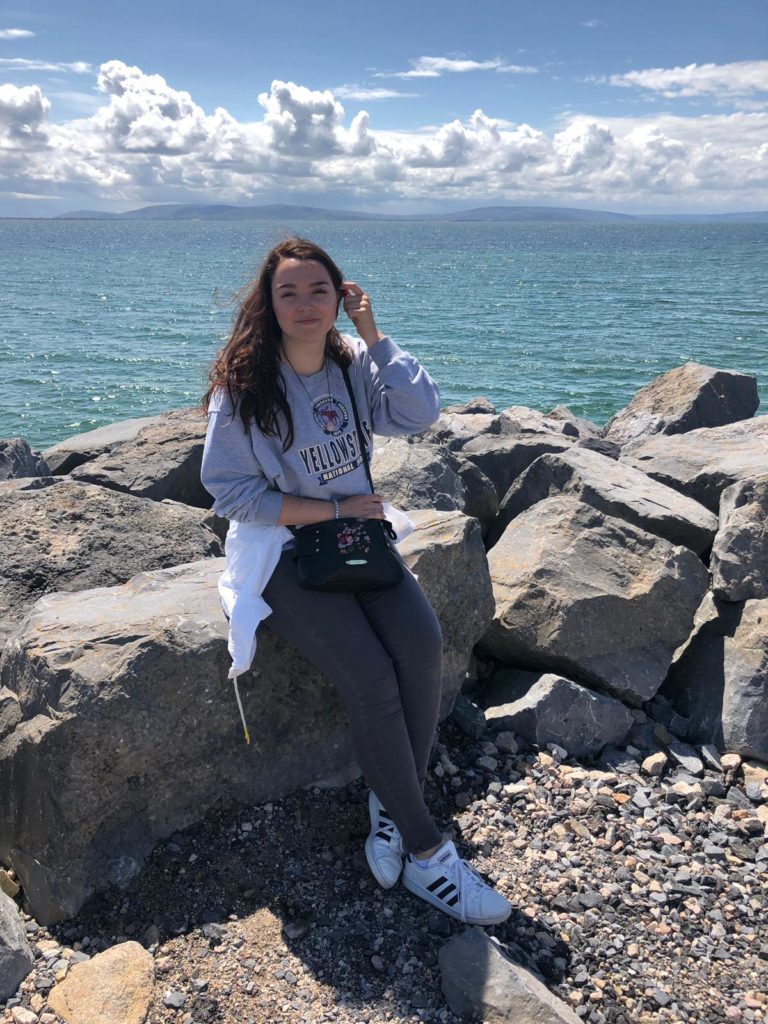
[
  {"xmin": 448, "ymin": 857, "xmax": 489, "ymax": 923},
  {"xmin": 376, "ymin": 808, "xmax": 403, "ymax": 855}
]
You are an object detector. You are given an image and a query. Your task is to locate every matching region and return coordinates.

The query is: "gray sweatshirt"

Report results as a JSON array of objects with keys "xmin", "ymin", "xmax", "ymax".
[{"xmin": 200, "ymin": 334, "xmax": 440, "ymax": 526}]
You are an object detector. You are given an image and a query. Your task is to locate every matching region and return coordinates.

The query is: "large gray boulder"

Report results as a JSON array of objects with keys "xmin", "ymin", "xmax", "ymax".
[
  {"xmin": 0, "ymin": 476, "xmax": 222, "ymax": 650},
  {"xmin": 42, "ymin": 414, "xmax": 164, "ymax": 475},
  {"xmin": 443, "ymin": 397, "xmax": 497, "ymax": 415},
  {"xmin": 460, "ymin": 433, "xmax": 575, "ymax": 503},
  {"xmin": 710, "ymin": 475, "xmax": 768, "ymax": 601},
  {"xmin": 412, "ymin": 411, "xmax": 511, "ymax": 452},
  {"xmin": 604, "ymin": 362, "xmax": 759, "ymax": 446},
  {"xmin": 69, "ymin": 406, "xmax": 210, "ymax": 507},
  {"xmin": 372, "ymin": 436, "xmax": 465, "ymax": 512},
  {"xmin": 662, "ymin": 593, "xmax": 768, "ymax": 762},
  {"xmin": 0, "ymin": 687, "xmax": 19, "ymax": 740},
  {"xmin": 0, "ymin": 510, "xmax": 492, "ymax": 924},
  {"xmin": 439, "ymin": 927, "xmax": 581, "ymax": 1024},
  {"xmin": 488, "ymin": 447, "xmax": 719, "ymax": 554},
  {"xmin": 483, "ymin": 672, "xmax": 634, "ymax": 758},
  {"xmin": 0, "ymin": 438, "xmax": 49, "ymax": 480},
  {"xmin": 620, "ymin": 416, "xmax": 768, "ymax": 512},
  {"xmin": 547, "ymin": 405, "xmax": 601, "ymax": 439},
  {"xmin": 576, "ymin": 437, "xmax": 622, "ymax": 460},
  {"xmin": 372, "ymin": 437, "xmax": 498, "ymax": 535},
  {"xmin": 0, "ymin": 889, "xmax": 34, "ymax": 1001},
  {"xmin": 451, "ymin": 457, "xmax": 499, "ymax": 536},
  {"xmin": 500, "ymin": 405, "xmax": 583, "ymax": 438},
  {"xmin": 414, "ymin": 402, "xmax": 583, "ymax": 454},
  {"xmin": 480, "ymin": 496, "xmax": 709, "ymax": 705}
]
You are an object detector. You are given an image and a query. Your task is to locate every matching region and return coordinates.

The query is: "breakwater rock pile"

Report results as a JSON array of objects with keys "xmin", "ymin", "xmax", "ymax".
[{"xmin": 1, "ymin": 360, "xmax": 766, "ymax": 1024}]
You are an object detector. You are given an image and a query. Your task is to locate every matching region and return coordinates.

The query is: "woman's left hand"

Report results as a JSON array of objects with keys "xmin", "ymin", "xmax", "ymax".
[{"xmin": 342, "ymin": 281, "xmax": 385, "ymax": 346}]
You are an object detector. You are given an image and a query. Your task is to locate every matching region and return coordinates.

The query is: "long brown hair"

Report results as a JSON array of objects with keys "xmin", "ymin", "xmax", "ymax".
[{"xmin": 201, "ymin": 237, "xmax": 353, "ymax": 451}]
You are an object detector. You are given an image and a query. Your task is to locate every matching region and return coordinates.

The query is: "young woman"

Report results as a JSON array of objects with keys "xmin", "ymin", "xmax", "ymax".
[{"xmin": 200, "ymin": 237, "xmax": 511, "ymax": 926}]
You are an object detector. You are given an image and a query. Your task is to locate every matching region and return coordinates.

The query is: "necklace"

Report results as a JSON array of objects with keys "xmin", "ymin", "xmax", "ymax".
[{"xmin": 282, "ymin": 347, "xmax": 332, "ymax": 407}]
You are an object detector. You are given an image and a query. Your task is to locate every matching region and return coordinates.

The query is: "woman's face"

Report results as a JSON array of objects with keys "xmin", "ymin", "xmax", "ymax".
[{"xmin": 271, "ymin": 258, "xmax": 339, "ymax": 348}]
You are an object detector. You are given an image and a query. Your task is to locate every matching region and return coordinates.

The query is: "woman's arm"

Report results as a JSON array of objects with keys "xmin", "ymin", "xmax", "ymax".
[
  {"xmin": 362, "ymin": 336, "xmax": 441, "ymax": 435},
  {"xmin": 342, "ymin": 281, "xmax": 441, "ymax": 436},
  {"xmin": 277, "ymin": 492, "xmax": 386, "ymax": 527},
  {"xmin": 201, "ymin": 402, "xmax": 283, "ymax": 524}
]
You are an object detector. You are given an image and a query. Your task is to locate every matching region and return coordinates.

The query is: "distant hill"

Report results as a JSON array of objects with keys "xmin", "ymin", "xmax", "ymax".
[
  {"xmin": 56, "ymin": 203, "xmax": 399, "ymax": 222},
  {"xmin": 431, "ymin": 206, "xmax": 635, "ymax": 222},
  {"xmin": 52, "ymin": 203, "xmax": 768, "ymax": 224},
  {"xmin": 56, "ymin": 210, "xmax": 123, "ymax": 220}
]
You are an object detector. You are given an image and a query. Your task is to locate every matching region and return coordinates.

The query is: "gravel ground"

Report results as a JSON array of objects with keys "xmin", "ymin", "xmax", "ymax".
[{"xmin": 3, "ymin": 710, "xmax": 767, "ymax": 1024}]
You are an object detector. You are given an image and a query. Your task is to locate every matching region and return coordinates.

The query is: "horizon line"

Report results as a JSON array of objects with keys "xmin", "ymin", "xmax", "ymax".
[{"xmin": 3, "ymin": 200, "xmax": 768, "ymax": 221}]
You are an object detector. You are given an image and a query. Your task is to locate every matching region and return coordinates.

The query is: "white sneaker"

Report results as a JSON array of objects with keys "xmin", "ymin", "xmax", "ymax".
[
  {"xmin": 364, "ymin": 790, "xmax": 404, "ymax": 888},
  {"xmin": 401, "ymin": 839, "xmax": 512, "ymax": 925}
]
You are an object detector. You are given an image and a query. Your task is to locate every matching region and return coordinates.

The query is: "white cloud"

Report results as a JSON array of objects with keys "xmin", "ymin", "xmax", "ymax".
[
  {"xmin": 332, "ymin": 85, "xmax": 418, "ymax": 101},
  {"xmin": 553, "ymin": 121, "xmax": 615, "ymax": 174},
  {"xmin": 0, "ymin": 57, "xmax": 91, "ymax": 73},
  {"xmin": 0, "ymin": 28, "xmax": 34, "ymax": 39},
  {"xmin": 378, "ymin": 55, "xmax": 537, "ymax": 79},
  {"xmin": 0, "ymin": 82, "xmax": 50, "ymax": 144},
  {"xmin": 497, "ymin": 64, "xmax": 540, "ymax": 74},
  {"xmin": 398, "ymin": 57, "xmax": 502, "ymax": 78},
  {"xmin": 581, "ymin": 20, "xmax": 602, "ymax": 29},
  {"xmin": 258, "ymin": 80, "xmax": 348, "ymax": 157},
  {"xmin": 2, "ymin": 61, "xmax": 766, "ymax": 210},
  {"xmin": 610, "ymin": 60, "xmax": 768, "ymax": 100},
  {"xmin": 1, "ymin": 190, "xmax": 59, "ymax": 199},
  {"xmin": 93, "ymin": 60, "xmax": 225, "ymax": 155}
]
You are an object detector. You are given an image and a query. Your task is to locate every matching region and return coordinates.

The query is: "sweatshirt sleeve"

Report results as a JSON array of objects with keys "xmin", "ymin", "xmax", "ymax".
[
  {"xmin": 361, "ymin": 335, "xmax": 441, "ymax": 436},
  {"xmin": 200, "ymin": 387, "xmax": 284, "ymax": 525}
]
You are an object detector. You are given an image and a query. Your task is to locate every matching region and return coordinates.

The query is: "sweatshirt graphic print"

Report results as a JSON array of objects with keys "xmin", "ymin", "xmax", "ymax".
[
  {"xmin": 297, "ymin": 390, "xmax": 372, "ymax": 486},
  {"xmin": 200, "ymin": 334, "xmax": 440, "ymax": 527}
]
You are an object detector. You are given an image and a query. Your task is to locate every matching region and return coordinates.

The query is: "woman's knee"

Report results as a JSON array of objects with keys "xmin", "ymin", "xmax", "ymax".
[
  {"xmin": 343, "ymin": 670, "xmax": 407, "ymax": 734},
  {"xmin": 333, "ymin": 649, "xmax": 402, "ymax": 709}
]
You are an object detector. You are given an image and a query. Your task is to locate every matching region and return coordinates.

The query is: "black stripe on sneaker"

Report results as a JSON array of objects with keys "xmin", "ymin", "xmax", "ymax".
[
  {"xmin": 375, "ymin": 830, "xmax": 393, "ymax": 842},
  {"xmin": 433, "ymin": 882, "xmax": 459, "ymax": 908},
  {"xmin": 427, "ymin": 876, "xmax": 457, "ymax": 901}
]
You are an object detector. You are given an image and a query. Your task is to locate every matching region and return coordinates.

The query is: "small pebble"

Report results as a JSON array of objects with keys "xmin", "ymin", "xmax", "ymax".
[{"xmin": 163, "ymin": 991, "xmax": 186, "ymax": 1009}]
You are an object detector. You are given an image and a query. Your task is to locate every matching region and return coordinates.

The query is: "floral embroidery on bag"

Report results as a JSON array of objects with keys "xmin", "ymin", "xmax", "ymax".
[{"xmin": 336, "ymin": 522, "xmax": 372, "ymax": 556}]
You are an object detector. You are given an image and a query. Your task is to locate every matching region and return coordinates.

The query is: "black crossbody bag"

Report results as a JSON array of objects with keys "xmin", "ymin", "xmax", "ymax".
[{"xmin": 290, "ymin": 361, "xmax": 404, "ymax": 593}]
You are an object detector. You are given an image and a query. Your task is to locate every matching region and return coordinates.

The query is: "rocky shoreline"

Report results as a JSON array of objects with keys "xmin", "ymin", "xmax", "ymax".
[
  {"xmin": 2, "ymin": 713, "xmax": 766, "ymax": 1024},
  {"xmin": 1, "ymin": 359, "xmax": 767, "ymax": 1023}
]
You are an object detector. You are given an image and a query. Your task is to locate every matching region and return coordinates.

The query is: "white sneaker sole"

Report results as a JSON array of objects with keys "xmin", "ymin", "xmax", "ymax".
[{"xmin": 401, "ymin": 869, "xmax": 512, "ymax": 925}]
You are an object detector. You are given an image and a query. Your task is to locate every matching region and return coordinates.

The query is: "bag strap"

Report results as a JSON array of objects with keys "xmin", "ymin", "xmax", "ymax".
[{"xmin": 339, "ymin": 358, "xmax": 375, "ymax": 496}]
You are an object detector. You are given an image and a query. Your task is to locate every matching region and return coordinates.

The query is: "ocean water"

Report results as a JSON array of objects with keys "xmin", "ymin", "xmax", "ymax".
[{"xmin": 2, "ymin": 218, "xmax": 766, "ymax": 451}]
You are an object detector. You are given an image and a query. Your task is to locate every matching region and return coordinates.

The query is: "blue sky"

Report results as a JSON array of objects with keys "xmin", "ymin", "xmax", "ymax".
[{"xmin": 1, "ymin": 0, "xmax": 767, "ymax": 215}]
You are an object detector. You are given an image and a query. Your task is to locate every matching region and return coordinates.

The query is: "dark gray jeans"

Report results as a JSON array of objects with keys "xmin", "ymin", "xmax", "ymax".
[{"xmin": 261, "ymin": 546, "xmax": 445, "ymax": 854}]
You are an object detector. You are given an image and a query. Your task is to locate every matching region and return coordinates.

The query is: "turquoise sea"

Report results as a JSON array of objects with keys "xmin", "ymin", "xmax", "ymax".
[{"xmin": 2, "ymin": 219, "xmax": 767, "ymax": 451}]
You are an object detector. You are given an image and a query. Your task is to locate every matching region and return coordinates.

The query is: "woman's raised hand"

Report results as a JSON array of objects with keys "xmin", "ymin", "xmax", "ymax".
[
  {"xmin": 341, "ymin": 281, "xmax": 385, "ymax": 346},
  {"xmin": 339, "ymin": 493, "xmax": 386, "ymax": 520}
]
